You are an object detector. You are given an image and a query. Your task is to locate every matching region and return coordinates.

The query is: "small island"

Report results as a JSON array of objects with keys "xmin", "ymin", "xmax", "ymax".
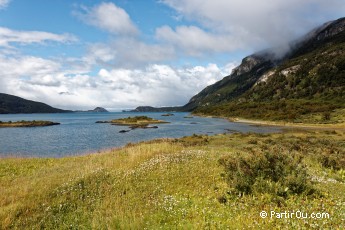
[
  {"xmin": 0, "ymin": 120, "xmax": 60, "ymax": 128},
  {"xmin": 111, "ymin": 116, "xmax": 169, "ymax": 126},
  {"xmin": 161, "ymin": 113, "xmax": 174, "ymax": 117},
  {"xmin": 97, "ymin": 116, "xmax": 169, "ymax": 130}
]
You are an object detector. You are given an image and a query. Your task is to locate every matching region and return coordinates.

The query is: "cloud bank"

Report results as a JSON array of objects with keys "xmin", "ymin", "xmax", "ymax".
[
  {"xmin": 161, "ymin": 0, "xmax": 345, "ymax": 52},
  {"xmin": 0, "ymin": 52, "xmax": 236, "ymax": 110}
]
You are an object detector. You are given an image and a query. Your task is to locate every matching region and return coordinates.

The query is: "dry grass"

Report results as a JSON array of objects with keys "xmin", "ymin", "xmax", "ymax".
[{"xmin": 0, "ymin": 131, "xmax": 344, "ymax": 229}]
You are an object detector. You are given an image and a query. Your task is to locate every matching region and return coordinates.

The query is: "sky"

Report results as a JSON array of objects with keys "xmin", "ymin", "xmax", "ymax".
[{"xmin": 0, "ymin": 0, "xmax": 344, "ymax": 111}]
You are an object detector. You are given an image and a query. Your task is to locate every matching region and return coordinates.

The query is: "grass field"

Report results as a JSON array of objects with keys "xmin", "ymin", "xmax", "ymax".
[{"xmin": 1, "ymin": 130, "xmax": 344, "ymax": 229}]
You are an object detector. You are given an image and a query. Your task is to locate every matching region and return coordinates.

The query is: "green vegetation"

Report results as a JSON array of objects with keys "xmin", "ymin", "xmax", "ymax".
[
  {"xmin": 194, "ymin": 36, "xmax": 345, "ymax": 123},
  {"xmin": 195, "ymin": 100, "xmax": 345, "ymax": 124},
  {"xmin": 1, "ymin": 131, "xmax": 344, "ymax": 228},
  {"xmin": 110, "ymin": 116, "xmax": 169, "ymax": 126},
  {"xmin": 219, "ymin": 145, "xmax": 316, "ymax": 198},
  {"xmin": 249, "ymin": 45, "xmax": 345, "ymax": 104},
  {"xmin": 0, "ymin": 120, "xmax": 60, "ymax": 127}
]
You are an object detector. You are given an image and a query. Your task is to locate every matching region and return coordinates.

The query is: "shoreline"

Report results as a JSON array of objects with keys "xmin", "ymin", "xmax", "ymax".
[
  {"xmin": 192, "ymin": 113, "xmax": 345, "ymax": 130},
  {"xmin": 233, "ymin": 118, "xmax": 345, "ymax": 130}
]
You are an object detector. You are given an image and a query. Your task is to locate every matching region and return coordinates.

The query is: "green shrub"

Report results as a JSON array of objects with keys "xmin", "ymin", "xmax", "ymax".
[
  {"xmin": 319, "ymin": 151, "xmax": 345, "ymax": 170},
  {"xmin": 175, "ymin": 134, "xmax": 209, "ymax": 146},
  {"xmin": 219, "ymin": 150, "xmax": 316, "ymax": 198},
  {"xmin": 322, "ymin": 111, "xmax": 331, "ymax": 121}
]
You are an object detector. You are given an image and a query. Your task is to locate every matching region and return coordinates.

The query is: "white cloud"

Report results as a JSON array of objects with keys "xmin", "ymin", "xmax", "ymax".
[
  {"xmin": 0, "ymin": 27, "xmax": 77, "ymax": 47},
  {"xmin": 75, "ymin": 2, "xmax": 138, "ymax": 35},
  {"xmin": 0, "ymin": 55, "xmax": 63, "ymax": 103},
  {"xmin": 0, "ymin": 0, "xmax": 10, "ymax": 9},
  {"xmin": 156, "ymin": 25, "xmax": 248, "ymax": 56},
  {"xmin": 0, "ymin": 55, "xmax": 61, "ymax": 77},
  {"xmin": 161, "ymin": 0, "xmax": 345, "ymax": 52},
  {"xmin": 0, "ymin": 52, "xmax": 236, "ymax": 110},
  {"xmin": 84, "ymin": 38, "xmax": 175, "ymax": 68}
]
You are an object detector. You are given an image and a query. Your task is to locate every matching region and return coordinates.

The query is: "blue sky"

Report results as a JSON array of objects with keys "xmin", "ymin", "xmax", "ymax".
[{"xmin": 0, "ymin": 0, "xmax": 344, "ymax": 110}]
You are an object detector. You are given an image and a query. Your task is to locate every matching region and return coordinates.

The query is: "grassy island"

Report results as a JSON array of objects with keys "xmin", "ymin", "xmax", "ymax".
[
  {"xmin": 110, "ymin": 116, "xmax": 169, "ymax": 126},
  {"xmin": 0, "ymin": 120, "xmax": 60, "ymax": 128}
]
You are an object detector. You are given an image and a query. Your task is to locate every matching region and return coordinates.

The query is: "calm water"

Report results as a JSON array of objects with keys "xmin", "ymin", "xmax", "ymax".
[{"xmin": 0, "ymin": 112, "xmax": 281, "ymax": 157}]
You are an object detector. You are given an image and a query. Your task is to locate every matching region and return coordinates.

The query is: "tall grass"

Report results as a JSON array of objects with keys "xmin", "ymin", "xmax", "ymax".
[{"xmin": 1, "ymin": 131, "xmax": 344, "ymax": 229}]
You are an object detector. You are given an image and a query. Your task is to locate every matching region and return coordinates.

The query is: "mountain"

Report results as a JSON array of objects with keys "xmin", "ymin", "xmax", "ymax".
[
  {"xmin": 89, "ymin": 107, "xmax": 109, "ymax": 112},
  {"xmin": 182, "ymin": 52, "xmax": 276, "ymax": 111},
  {"xmin": 183, "ymin": 17, "xmax": 345, "ymax": 121},
  {"xmin": 129, "ymin": 106, "xmax": 182, "ymax": 112},
  {"xmin": 0, "ymin": 93, "xmax": 71, "ymax": 114}
]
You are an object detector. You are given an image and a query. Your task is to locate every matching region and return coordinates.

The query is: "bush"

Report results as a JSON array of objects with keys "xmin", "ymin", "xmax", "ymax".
[
  {"xmin": 322, "ymin": 111, "xmax": 331, "ymax": 121},
  {"xmin": 176, "ymin": 134, "xmax": 209, "ymax": 146},
  {"xmin": 219, "ymin": 150, "xmax": 316, "ymax": 198},
  {"xmin": 319, "ymin": 150, "xmax": 345, "ymax": 170}
]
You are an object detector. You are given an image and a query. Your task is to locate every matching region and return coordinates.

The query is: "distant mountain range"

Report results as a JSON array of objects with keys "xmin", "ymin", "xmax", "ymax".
[{"xmin": 0, "ymin": 93, "xmax": 71, "ymax": 114}]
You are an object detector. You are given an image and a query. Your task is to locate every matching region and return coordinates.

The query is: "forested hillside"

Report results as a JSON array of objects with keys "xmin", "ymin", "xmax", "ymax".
[{"xmin": 186, "ymin": 17, "xmax": 345, "ymax": 122}]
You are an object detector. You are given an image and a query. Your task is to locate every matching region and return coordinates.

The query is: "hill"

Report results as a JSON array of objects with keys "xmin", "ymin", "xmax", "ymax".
[
  {"xmin": 0, "ymin": 93, "xmax": 71, "ymax": 114},
  {"xmin": 184, "ymin": 17, "xmax": 345, "ymax": 123},
  {"xmin": 88, "ymin": 107, "xmax": 109, "ymax": 112}
]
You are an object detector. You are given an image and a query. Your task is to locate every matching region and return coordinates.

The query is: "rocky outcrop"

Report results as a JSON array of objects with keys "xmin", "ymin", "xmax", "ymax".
[
  {"xmin": 315, "ymin": 18, "xmax": 345, "ymax": 41},
  {"xmin": 231, "ymin": 55, "xmax": 268, "ymax": 77},
  {"xmin": 255, "ymin": 70, "xmax": 276, "ymax": 85}
]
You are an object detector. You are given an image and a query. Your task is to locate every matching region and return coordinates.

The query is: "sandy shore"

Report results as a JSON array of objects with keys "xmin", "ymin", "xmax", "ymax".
[{"xmin": 233, "ymin": 118, "xmax": 345, "ymax": 130}]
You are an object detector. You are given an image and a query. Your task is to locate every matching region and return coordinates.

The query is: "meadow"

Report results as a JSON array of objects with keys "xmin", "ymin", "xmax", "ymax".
[{"xmin": 0, "ymin": 130, "xmax": 344, "ymax": 229}]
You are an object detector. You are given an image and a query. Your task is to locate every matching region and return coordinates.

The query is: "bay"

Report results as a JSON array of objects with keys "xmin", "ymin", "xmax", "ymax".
[{"xmin": 0, "ymin": 112, "xmax": 281, "ymax": 157}]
